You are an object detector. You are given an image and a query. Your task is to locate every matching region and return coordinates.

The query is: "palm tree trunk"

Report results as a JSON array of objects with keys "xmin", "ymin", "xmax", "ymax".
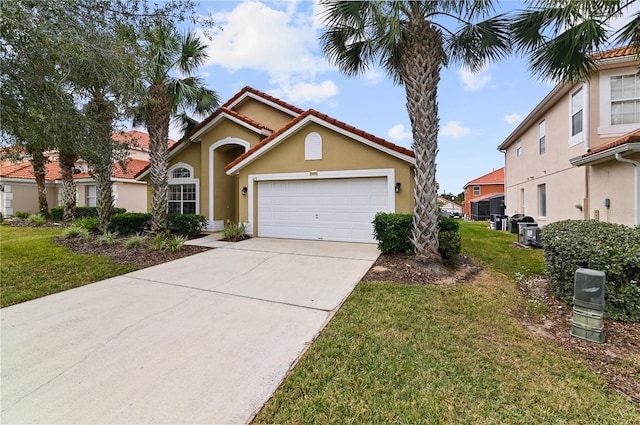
[
  {"xmin": 400, "ymin": 17, "xmax": 445, "ymax": 270},
  {"xmin": 93, "ymin": 163, "xmax": 113, "ymax": 232},
  {"xmin": 59, "ymin": 150, "xmax": 77, "ymax": 222},
  {"xmin": 30, "ymin": 150, "xmax": 50, "ymax": 218},
  {"xmin": 147, "ymin": 83, "xmax": 170, "ymax": 234}
]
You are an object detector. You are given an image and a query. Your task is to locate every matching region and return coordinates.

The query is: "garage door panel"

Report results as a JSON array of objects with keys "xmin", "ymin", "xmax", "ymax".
[{"xmin": 257, "ymin": 178, "xmax": 388, "ymax": 243}]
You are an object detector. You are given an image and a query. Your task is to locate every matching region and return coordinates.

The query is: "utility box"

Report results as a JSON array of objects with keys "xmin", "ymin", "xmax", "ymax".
[{"xmin": 570, "ymin": 268, "xmax": 606, "ymax": 343}]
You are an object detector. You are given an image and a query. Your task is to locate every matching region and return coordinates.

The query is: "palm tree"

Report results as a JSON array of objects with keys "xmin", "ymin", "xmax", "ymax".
[
  {"xmin": 512, "ymin": 0, "xmax": 639, "ymax": 83},
  {"xmin": 140, "ymin": 23, "xmax": 219, "ymax": 233},
  {"xmin": 320, "ymin": 1, "xmax": 510, "ymax": 269}
]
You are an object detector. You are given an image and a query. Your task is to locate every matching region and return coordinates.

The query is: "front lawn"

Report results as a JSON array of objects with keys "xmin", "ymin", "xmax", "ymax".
[
  {"xmin": 254, "ymin": 221, "xmax": 639, "ymax": 424},
  {"xmin": 0, "ymin": 226, "xmax": 137, "ymax": 307}
]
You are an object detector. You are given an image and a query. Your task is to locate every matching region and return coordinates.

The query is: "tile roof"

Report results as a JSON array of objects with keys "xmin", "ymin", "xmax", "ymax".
[
  {"xmin": 464, "ymin": 168, "xmax": 504, "ymax": 188},
  {"xmin": 221, "ymin": 86, "xmax": 305, "ymax": 115},
  {"xmin": 582, "ymin": 128, "xmax": 640, "ymax": 158},
  {"xmin": 592, "ymin": 46, "xmax": 638, "ymax": 60},
  {"xmin": 0, "ymin": 158, "xmax": 148, "ymax": 181},
  {"xmin": 225, "ymin": 109, "xmax": 415, "ymax": 172},
  {"xmin": 112, "ymin": 130, "xmax": 176, "ymax": 150},
  {"xmin": 187, "ymin": 106, "xmax": 274, "ymax": 139}
]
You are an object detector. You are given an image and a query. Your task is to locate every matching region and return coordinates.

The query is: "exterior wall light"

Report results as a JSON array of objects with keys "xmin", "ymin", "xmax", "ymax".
[
  {"xmin": 241, "ymin": 187, "xmax": 248, "ymax": 196},
  {"xmin": 395, "ymin": 182, "xmax": 401, "ymax": 193}
]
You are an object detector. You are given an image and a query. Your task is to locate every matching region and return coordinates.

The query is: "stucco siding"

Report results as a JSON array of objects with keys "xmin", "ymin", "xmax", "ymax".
[
  {"xmin": 588, "ymin": 154, "xmax": 639, "ymax": 227},
  {"xmin": 114, "ymin": 182, "xmax": 147, "ymax": 212},
  {"xmin": 233, "ymin": 99, "xmax": 296, "ymax": 131}
]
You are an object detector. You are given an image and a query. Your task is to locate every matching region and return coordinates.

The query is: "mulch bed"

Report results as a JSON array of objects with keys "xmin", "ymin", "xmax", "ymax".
[{"xmin": 363, "ymin": 253, "xmax": 639, "ymax": 405}]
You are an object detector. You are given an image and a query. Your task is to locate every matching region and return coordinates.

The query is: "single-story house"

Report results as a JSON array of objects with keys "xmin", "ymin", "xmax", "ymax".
[{"xmin": 138, "ymin": 86, "xmax": 417, "ymax": 243}]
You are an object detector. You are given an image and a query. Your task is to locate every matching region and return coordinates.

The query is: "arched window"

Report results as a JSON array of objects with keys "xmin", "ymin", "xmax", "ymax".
[{"xmin": 168, "ymin": 163, "xmax": 198, "ymax": 214}]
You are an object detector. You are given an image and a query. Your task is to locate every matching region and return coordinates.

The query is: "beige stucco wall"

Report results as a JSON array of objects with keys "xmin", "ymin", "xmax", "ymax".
[
  {"xmin": 233, "ymin": 99, "xmax": 296, "ymax": 131},
  {"xmin": 113, "ymin": 181, "xmax": 148, "ymax": 212},
  {"xmin": 232, "ymin": 122, "xmax": 415, "ymax": 229},
  {"xmin": 588, "ymin": 153, "xmax": 639, "ymax": 227},
  {"xmin": 0, "ymin": 182, "xmax": 58, "ymax": 216}
]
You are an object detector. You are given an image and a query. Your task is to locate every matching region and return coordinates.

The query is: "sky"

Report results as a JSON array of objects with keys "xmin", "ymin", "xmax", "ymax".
[{"xmin": 160, "ymin": 0, "xmax": 638, "ymax": 196}]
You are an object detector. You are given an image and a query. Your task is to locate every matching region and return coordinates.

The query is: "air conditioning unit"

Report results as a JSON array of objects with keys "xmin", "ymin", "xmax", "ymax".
[
  {"xmin": 523, "ymin": 226, "xmax": 542, "ymax": 247},
  {"xmin": 518, "ymin": 222, "xmax": 537, "ymax": 244}
]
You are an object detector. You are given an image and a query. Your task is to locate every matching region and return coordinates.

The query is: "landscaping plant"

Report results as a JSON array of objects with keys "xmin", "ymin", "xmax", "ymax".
[{"xmin": 124, "ymin": 233, "xmax": 147, "ymax": 249}]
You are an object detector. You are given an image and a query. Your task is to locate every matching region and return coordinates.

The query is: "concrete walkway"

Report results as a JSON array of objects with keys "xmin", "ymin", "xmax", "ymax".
[{"xmin": 1, "ymin": 238, "xmax": 379, "ymax": 424}]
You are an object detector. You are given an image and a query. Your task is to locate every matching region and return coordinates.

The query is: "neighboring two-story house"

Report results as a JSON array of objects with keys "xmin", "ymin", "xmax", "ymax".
[
  {"xmin": 498, "ymin": 47, "xmax": 640, "ymax": 227},
  {"xmin": 462, "ymin": 168, "xmax": 504, "ymax": 220}
]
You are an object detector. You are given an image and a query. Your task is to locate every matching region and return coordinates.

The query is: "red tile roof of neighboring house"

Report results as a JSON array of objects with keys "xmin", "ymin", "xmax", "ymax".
[
  {"xmin": 582, "ymin": 128, "xmax": 640, "ymax": 158},
  {"xmin": 112, "ymin": 130, "xmax": 176, "ymax": 150},
  {"xmin": 592, "ymin": 46, "xmax": 638, "ymax": 60},
  {"xmin": 0, "ymin": 158, "xmax": 148, "ymax": 181},
  {"xmin": 463, "ymin": 168, "xmax": 504, "ymax": 188},
  {"xmin": 225, "ymin": 109, "xmax": 415, "ymax": 172},
  {"xmin": 221, "ymin": 86, "xmax": 305, "ymax": 115}
]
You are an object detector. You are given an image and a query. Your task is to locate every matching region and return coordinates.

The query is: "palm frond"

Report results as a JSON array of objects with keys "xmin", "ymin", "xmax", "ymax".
[
  {"xmin": 446, "ymin": 14, "xmax": 512, "ymax": 72},
  {"xmin": 178, "ymin": 31, "xmax": 210, "ymax": 75},
  {"xmin": 615, "ymin": 10, "xmax": 640, "ymax": 49}
]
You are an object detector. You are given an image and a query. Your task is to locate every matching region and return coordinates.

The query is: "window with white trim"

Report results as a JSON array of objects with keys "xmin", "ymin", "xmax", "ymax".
[
  {"xmin": 473, "ymin": 186, "xmax": 480, "ymax": 196},
  {"xmin": 516, "ymin": 140, "xmax": 522, "ymax": 157},
  {"xmin": 167, "ymin": 163, "xmax": 198, "ymax": 214},
  {"xmin": 570, "ymin": 87, "xmax": 584, "ymax": 139},
  {"xmin": 538, "ymin": 120, "xmax": 546, "ymax": 154},
  {"xmin": 86, "ymin": 185, "xmax": 97, "ymax": 207},
  {"xmin": 610, "ymin": 74, "xmax": 640, "ymax": 125}
]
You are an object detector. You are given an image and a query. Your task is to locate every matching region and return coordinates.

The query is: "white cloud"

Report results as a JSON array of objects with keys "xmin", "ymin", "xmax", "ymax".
[
  {"xmin": 457, "ymin": 67, "xmax": 491, "ymax": 91},
  {"xmin": 387, "ymin": 124, "xmax": 412, "ymax": 141},
  {"xmin": 201, "ymin": 1, "xmax": 335, "ymax": 98},
  {"xmin": 270, "ymin": 80, "xmax": 339, "ymax": 103},
  {"xmin": 440, "ymin": 121, "xmax": 471, "ymax": 138},
  {"xmin": 363, "ymin": 68, "xmax": 384, "ymax": 86},
  {"xmin": 504, "ymin": 113, "xmax": 524, "ymax": 125}
]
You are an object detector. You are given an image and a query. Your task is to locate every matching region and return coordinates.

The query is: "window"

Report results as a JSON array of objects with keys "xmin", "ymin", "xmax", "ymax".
[
  {"xmin": 516, "ymin": 140, "xmax": 522, "ymax": 157},
  {"xmin": 538, "ymin": 184, "xmax": 546, "ymax": 217},
  {"xmin": 168, "ymin": 184, "xmax": 196, "ymax": 214},
  {"xmin": 171, "ymin": 167, "xmax": 191, "ymax": 179},
  {"xmin": 538, "ymin": 120, "xmax": 546, "ymax": 154},
  {"xmin": 473, "ymin": 186, "xmax": 480, "ymax": 196},
  {"xmin": 86, "ymin": 185, "xmax": 97, "ymax": 207},
  {"xmin": 305, "ymin": 132, "xmax": 322, "ymax": 160},
  {"xmin": 611, "ymin": 74, "xmax": 640, "ymax": 125},
  {"xmin": 571, "ymin": 88, "xmax": 583, "ymax": 137},
  {"xmin": 167, "ymin": 163, "xmax": 198, "ymax": 214}
]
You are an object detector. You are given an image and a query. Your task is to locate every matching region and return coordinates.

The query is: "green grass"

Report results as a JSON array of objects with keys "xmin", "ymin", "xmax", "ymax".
[
  {"xmin": 459, "ymin": 220, "xmax": 545, "ymax": 277},
  {"xmin": 0, "ymin": 227, "xmax": 137, "ymax": 307},
  {"xmin": 255, "ymin": 222, "xmax": 639, "ymax": 424}
]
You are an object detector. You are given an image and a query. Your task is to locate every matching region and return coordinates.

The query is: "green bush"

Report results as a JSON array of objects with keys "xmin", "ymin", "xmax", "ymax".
[
  {"xmin": 372, "ymin": 212, "xmax": 414, "ymax": 254},
  {"xmin": 50, "ymin": 206, "xmax": 125, "ymax": 221},
  {"xmin": 372, "ymin": 213, "xmax": 462, "ymax": 264},
  {"xmin": 167, "ymin": 235, "xmax": 188, "ymax": 252},
  {"xmin": 14, "ymin": 211, "xmax": 30, "ymax": 219},
  {"xmin": 221, "ymin": 222, "xmax": 248, "ymax": 241},
  {"xmin": 28, "ymin": 214, "xmax": 47, "ymax": 226},
  {"xmin": 167, "ymin": 214, "xmax": 206, "ymax": 237},
  {"xmin": 109, "ymin": 212, "xmax": 151, "ymax": 235},
  {"xmin": 124, "ymin": 233, "xmax": 146, "ymax": 249},
  {"xmin": 96, "ymin": 231, "xmax": 118, "ymax": 246},
  {"xmin": 438, "ymin": 230, "xmax": 462, "ymax": 266},
  {"xmin": 75, "ymin": 217, "xmax": 99, "ymax": 232},
  {"xmin": 150, "ymin": 233, "xmax": 168, "ymax": 251},
  {"xmin": 542, "ymin": 220, "xmax": 640, "ymax": 322}
]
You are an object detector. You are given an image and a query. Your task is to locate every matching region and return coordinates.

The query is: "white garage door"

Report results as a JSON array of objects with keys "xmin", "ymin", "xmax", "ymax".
[{"xmin": 257, "ymin": 178, "xmax": 389, "ymax": 243}]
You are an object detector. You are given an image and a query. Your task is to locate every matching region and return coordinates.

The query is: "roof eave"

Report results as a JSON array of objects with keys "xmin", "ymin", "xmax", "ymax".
[{"xmin": 570, "ymin": 142, "xmax": 640, "ymax": 166}]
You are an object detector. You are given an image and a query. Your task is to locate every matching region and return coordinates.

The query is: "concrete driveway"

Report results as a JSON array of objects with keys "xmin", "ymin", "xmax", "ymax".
[{"xmin": 1, "ymin": 238, "xmax": 379, "ymax": 424}]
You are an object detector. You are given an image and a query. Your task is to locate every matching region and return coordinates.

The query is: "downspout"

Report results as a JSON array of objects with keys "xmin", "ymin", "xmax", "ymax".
[{"xmin": 615, "ymin": 153, "xmax": 640, "ymax": 226}]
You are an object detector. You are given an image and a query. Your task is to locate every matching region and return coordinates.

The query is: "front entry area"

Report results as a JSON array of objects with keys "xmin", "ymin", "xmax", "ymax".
[{"xmin": 257, "ymin": 177, "xmax": 388, "ymax": 243}]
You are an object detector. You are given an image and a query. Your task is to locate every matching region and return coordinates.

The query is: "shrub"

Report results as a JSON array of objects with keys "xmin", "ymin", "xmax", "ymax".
[
  {"xmin": 96, "ymin": 231, "xmax": 118, "ymax": 246},
  {"xmin": 109, "ymin": 212, "xmax": 151, "ymax": 235},
  {"xmin": 372, "ymin": 212, "xmax": 414, "ymax": 254},
  {"xmin": 438, "ymin": 230, "xmax": 462, "ymax": 267},
  {"xmin": 14, "ymin": 211, "xmax": 30, "ymax": 219},
  {"xmin": 167, "ymin": 214, "xmax": 206, "ymax": 237},
  {"xmin": 61, "ymin": 225, "xmax": 90, "ymax": 240},
  {"xmin": 28, "ymin": 214, "xmax": 47, "ymax": 226},
  {"xmin": 124, "ymin": 233, "xmax": 146, "ymax": 249},
  {"xmin": 0, "ymin": 212, "xmax": 3, "ymax": 222},
  {"xmin": 372, "ymin": 213, "xmax": 462, "ymax": 264},
  {"xmin": 50, "ymin": 206, "xmax": 126, "ymax": 221},
  {"xmin": 75, "ymin": 217, "xmax": 99, "ymax": 232},
  {"xmin": 221, "ymin": 222, "xmax": 248, "ymax": 241},
  {"xmin": 542, "ymin": 220, "xmax": 640, "ymax": 322},
  {"xmin": 150, "ymin": 233, "xmax": 168, "ymax": 251},
  {"xmin": 167, "ymin": 235, "xmax": 188, "ymax": 252}
]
